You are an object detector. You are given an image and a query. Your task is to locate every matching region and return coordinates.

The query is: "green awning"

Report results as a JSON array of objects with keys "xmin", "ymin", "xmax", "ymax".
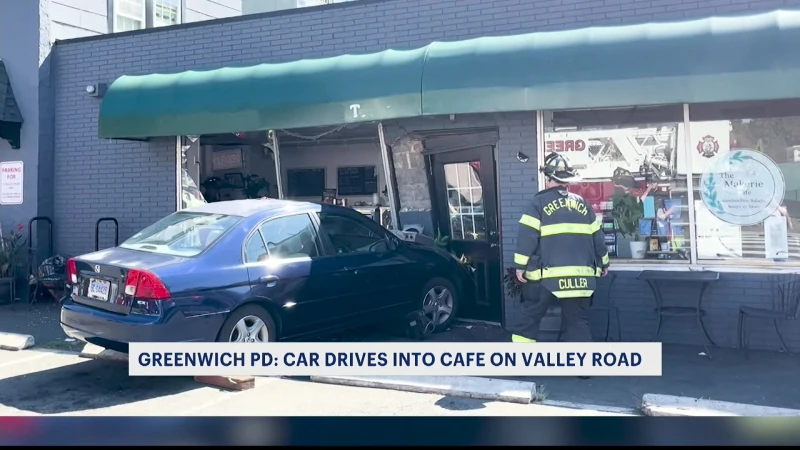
[
  {"xmin": 422, "ymin": 10, "xmax": 800, "ymax": 115},
  {"xmin": 99, "ymin": 9, "xmax": 800, "ymax": 139},
  {"xmin": 98, "ymin": 48, "xmax": 427, "ymax": 139},
  {"xmin": 0, "ymin": 60, "xmax": 23, "ymax": 149}
]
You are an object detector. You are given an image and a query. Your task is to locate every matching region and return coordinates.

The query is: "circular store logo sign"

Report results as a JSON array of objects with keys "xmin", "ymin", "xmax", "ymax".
[{"xmin": 700, "ymin": 149, "xmax": 785, "ymax": 226}]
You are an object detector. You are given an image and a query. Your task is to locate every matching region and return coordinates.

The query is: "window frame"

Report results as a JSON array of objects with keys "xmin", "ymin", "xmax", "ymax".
[
  {"xmin": 537, "ymin": 101, "xmax": 800, "ymax": 271},
  {"xmin": 314, "ymin": 210, "xmax": 396, "ymax": 257},
  {"xmin": 150, "ymin": 0, "xmax": 183, "ymax": 28},
  {"xmin": 241, "ymin": 212, "xmax": 323, "ymax": 264},
  {"xmin": 110, "ymin": 0, "xmax": 146, "ymax": 32},
  {"xmin": 109, "ymin": 0, "xmax": 184, "ymax": 32}
]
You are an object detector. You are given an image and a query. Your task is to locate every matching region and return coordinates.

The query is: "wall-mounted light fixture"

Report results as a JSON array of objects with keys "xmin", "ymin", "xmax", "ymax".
[
  {"xmin": 85, "ymin": 83, "xmax": 107, "ymax": 98},
  {"xmin": 516, "ymin": 152, "xmax": 529, "ymax": 163}
]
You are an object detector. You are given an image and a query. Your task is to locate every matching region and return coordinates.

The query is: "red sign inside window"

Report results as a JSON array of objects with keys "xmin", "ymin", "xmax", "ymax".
[{"xmin": 545, "ymin": 139, "xmax": 586, "ymax": 152}]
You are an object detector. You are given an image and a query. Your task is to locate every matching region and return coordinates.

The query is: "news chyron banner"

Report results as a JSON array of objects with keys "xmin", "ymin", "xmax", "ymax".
[{"xmin": 128, "ymin": 343, "xmax": 662, "ymax": 377}]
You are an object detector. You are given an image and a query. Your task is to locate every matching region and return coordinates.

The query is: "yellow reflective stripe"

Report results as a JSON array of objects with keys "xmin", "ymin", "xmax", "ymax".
[
  {"xmin": 595, "ymin": 267, "xmax": 602, "ymax": 277},
  {"xmin": 592, "ymin": 217, "xmax": 602, "ymax": 232},
  {"xmin": 542, "ymin": 266, "xmax": 597, "ymax": 278},
  {"xmin": 519, "ymin": 214, "xmax": 541, "ymax": 230},
  {"xmin": 540, "ymin": 223, "xmax": 595, "ymax": 236},
  {"xmin": 524, "ymin": 270, "xmax": 541, "ymax": 281},
  {"xmin": 601, "ymin": 254, "xmax": 610, "ymax": 265},
  {"xmin": 512, "ymin": 335, "xmax": 536, "ymax": 343},
  {"xmin": 514, "ymin": 253, "xmax": 530, "ymax": 266},
  {"xmin": 553, "ymin": 290, "xmax": 594, "ymax": 299}
]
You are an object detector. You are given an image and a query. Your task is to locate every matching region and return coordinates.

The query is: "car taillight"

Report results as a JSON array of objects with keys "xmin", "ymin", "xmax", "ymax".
[
  {"xmin": 67, "ymin": 258, "xmax": 78, "ymax": 284},
  {"xmin": 124, "ymin": 269, "xmax": 170, "ymax": 300}
]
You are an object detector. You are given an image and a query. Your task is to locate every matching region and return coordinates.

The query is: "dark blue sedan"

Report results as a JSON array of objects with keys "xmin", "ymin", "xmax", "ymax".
[{"xmin": 61, "ymin": 199, "xmax": 474, "ymax": 352}]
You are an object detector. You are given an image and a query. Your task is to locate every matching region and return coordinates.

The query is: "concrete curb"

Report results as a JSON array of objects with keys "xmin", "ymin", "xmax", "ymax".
[
  {"xmin": 542, "ymin": 400, "xmax": 641, "ymax": 416},
  {"xmin": 310, "ymin": 375, "xmax": 537, "ymax": 404},
  {"xmin": 641, "ymin": 394, "xmax": 800, "ymax": 417},
  {"xmin": 78, "ymin": 343, "xmax": 129, "ymax": 362},
  {"xmin": 0, "ymin": 332, "xmax": 35, "ymax": 351}
]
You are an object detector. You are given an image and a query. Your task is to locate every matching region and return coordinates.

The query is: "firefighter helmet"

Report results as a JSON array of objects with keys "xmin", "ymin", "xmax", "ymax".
[{"xmin": 540, "ymin": 152, "xmax": 580, "ymax": 184}]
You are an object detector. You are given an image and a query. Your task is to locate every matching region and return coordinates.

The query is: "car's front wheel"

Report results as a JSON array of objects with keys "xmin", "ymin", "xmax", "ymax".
[
  {"xmin": 420, "ymin": 277, "xmax": 458, "ymax": 332},
  {"xmin": 217, "ymin": 304, "xmax": 277, "ymax": 343}
]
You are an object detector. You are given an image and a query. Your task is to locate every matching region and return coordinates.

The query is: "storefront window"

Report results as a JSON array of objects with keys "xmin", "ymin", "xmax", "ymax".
[
  {"xmin": 689, "ymin": 100, "xmax": 800, "ymax": 265},
  {"xmin": 543, "ymin": 105, "xmax": 689, "ymax": 263}
]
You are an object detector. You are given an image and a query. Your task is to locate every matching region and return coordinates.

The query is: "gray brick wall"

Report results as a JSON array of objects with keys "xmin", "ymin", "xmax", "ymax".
[
  {"xmin": 52, "ymin": 0, "xmax": 800, "ymax": 349},
  {"xmin": 390, "ymin": 136, "xmax": 431, "ymax": 211}
]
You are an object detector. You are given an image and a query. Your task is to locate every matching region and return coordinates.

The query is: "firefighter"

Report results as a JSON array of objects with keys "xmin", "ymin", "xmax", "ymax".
[{"xmin": 510, "ymin": 152, "xmax": 610, "ymax": 346}]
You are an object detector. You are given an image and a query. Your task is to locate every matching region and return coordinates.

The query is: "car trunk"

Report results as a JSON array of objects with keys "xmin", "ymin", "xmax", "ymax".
[{"xmin": 71, "ymin": 247, "xmax": 185, "ymax": 315}]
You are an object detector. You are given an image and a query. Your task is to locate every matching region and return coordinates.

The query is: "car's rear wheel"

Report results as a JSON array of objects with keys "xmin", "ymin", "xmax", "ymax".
[
  {"xmin": 217, "ymin": 304, "xmax": 277, "ymax": 343},
  {"xmin": 420, "ymin": 277, "xmax": 458, "ymax": 332}
]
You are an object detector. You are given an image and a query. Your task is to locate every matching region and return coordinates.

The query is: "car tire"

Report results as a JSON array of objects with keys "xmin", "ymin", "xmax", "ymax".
[
  {"xmin": 216, "ymin": 304, "xmax": 277, "ymax": 343},
  {"xmin": 420, "ymin": 277, "xmax": 459, "ymax": 332}
]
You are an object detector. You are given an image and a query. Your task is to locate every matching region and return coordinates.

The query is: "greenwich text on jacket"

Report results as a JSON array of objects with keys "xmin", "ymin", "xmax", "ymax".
[{"xmin": 513, "ymin": 186, "xmax": 610, "ymax": 299}]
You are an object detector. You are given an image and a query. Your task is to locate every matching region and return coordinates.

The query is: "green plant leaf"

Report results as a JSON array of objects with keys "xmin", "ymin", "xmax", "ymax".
[{"xmin": 611, "ymin": 193, "xmax": 644, "ymax": 238}]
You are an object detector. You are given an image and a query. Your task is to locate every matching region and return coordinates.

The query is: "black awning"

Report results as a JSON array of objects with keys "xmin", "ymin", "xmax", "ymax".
[{"xmin": 0, "ymin": 60, "xmax": 23, "ymax": 149}]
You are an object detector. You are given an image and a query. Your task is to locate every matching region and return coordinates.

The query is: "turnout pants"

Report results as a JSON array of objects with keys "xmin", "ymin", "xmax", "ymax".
[{"xmin": 512, "ymin": 282, "xmax": 592, "ymax": 343}]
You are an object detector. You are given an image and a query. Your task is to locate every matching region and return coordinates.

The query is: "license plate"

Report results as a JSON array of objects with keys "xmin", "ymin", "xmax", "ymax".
[{"xmin": 87, "ymin": 278, "xmax": 111, "ymax": 301}]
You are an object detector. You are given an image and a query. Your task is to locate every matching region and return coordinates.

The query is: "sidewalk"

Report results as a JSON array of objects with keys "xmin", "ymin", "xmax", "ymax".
[
  {"xmin": 0, "ymin": 349, "xmax": 632, "ymax": 417},
  {"xmin": 3, "ymin": 305, "xmax": 797, "ymax": 413},
  {"xmin": 0, "ymin": 303, "xmax": 65, "ymax": 348},
  {"xmin": 521, "ymin": 344, "xmax": 800, "ymax": 411},
  {"xmin": 341, "ymin": 322, "xmax": 800, "ymax": 411}
]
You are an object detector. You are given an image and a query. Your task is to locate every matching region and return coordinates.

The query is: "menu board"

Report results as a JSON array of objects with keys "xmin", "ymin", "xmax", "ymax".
[
  {"xmin": 287, "ymin": 168, "xmax": 325, "ymax": 197},
  {"xmin": 337, "ymin": 166, "xmax": 378, "ymax": 196}
]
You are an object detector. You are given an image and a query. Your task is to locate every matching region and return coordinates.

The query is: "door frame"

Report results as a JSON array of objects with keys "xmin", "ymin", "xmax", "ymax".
[{"xmin": 422, "ymin": 130, "xmax": 504, "ymax": 324}]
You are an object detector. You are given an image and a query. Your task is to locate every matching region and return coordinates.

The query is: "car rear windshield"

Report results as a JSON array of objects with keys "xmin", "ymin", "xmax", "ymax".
[{"xmin": 120, "ymin": 212, "xmax": 242, "ymax": 257}]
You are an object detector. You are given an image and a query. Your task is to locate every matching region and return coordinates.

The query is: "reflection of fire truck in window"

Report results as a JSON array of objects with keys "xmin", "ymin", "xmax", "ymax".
[{"xmin": 544, "ymin": 127, "xmax": 677, "ymax": 180}]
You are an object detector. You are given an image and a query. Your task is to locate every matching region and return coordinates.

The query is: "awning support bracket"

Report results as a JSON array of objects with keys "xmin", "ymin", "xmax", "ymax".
[
  {"xmin": 378, "ymin": 122, "xmax": 400, "ymax": 231},
  {"xmin": 270, "ymin": 130, "xmax": 284, "ymax": 199}
]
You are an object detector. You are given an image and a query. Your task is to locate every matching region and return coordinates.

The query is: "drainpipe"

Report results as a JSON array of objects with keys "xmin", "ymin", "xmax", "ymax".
[
  {"xmin": 377, "ymin": 122, "xmax": 400, "ymax": 231},
  {"xmin": 270, "ymin": 130, "xmax": 284, "ymax": 199}
]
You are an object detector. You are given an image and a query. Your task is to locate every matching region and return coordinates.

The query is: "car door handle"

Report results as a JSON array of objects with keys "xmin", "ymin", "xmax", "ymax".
[{"xmin": 258, "ymin": 275, "xmax": 279, "ymax": 287}]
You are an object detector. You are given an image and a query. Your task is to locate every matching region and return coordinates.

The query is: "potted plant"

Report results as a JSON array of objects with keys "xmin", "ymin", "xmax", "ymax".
[
  {"xmin": 0, "ymin": 224, "xmax": 25, "ymax": 303},
  {"xmin": 504, "ymin": 267, "xmax": 523, "ymax": 300},
  {"xmin": 611, "ymin": 192, "xmax": 646, "ymax": 259},
  {"xmin": 243, "ymin": 175, "xmax": 270, "ymax": 199}
]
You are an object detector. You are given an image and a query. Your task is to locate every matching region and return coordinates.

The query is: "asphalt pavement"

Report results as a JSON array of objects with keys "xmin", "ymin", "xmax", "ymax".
[{"xmin": 0, "ymin": 348, "xmax": 635, "ymax": 416}]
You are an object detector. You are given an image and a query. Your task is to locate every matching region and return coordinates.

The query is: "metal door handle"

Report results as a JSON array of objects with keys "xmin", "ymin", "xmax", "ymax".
[{"xmin": 259, "ymin": 275, "xmax": 279, "ymax": 287}]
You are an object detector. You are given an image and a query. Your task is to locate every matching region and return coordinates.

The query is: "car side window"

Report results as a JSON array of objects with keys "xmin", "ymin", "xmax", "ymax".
[
  {"xmin": 316, "ymin": 213, "xmax": 389, "ymax": 255},
  {"xmin": 257, "ymin": 214, "xmax": 320, "ymax": 260},
  {"xmin": 244, "ymin": 231, "xmax": 269, "ymax": 263}
]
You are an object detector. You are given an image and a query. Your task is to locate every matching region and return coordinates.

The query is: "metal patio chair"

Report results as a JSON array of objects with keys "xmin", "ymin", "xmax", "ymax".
[
  {"xmin": 30, "ymin": 254, "xmax": 70, "ymax": 309},
  {"xmin": 590, "ymin": 272, "xmax": 621, "ymax": 342},
  {"xmin": 738, "ymin": 274, "xmax": 800, "ymax": 353}
]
